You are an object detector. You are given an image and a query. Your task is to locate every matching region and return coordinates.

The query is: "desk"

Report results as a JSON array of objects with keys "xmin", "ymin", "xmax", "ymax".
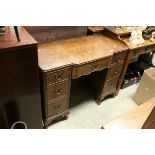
[
  {"xmin": 101, "ymin": 97, "xmax": 155, "ymax": 129},
  {"xmin": 115, "ymin": 37, "xmax": 155, "ymax": 95},
  {"xmin": 38, "ymin": 34, "xmax": 128, "ymax": 127}
]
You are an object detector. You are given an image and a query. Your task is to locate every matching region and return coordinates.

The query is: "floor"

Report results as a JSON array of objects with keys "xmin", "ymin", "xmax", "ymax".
[{"xmin": 48, "ymin": 81, "xmax": 138, "ymax": 129}]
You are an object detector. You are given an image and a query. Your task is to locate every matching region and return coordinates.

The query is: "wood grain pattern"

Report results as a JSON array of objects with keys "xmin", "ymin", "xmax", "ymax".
[
  {"xmin": 38, "ymin": 34, "xmax": 128, "ymax": 70},
  {"xmin": 72, "ymin": 56, "xmax": 112, "ymax": 79},
  {"xmin": 123, "ymin": 38, "xmax": 155, "ymax": 50}
]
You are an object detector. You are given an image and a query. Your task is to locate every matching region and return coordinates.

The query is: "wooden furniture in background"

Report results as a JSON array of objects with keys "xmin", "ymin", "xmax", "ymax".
[
  {"xmin": 0, "ymin": 27, "xmax": 43, "ymax": 129},
  {"xmin": 101, "ymin": 97, "xmax": 155, "ymax": 129},
  {"xmin": 24, "ymin": 26, "xmax": 88, "ymax": 44},
  {"xmin": 103, "ymin": 28, "xmax": 155, "ymax": 95}
]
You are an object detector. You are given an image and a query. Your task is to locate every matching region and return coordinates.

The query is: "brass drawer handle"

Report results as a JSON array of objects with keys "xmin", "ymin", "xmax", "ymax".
[
  {"xmin": 114, "ymin": 69, "xmax": 119, "ymax": 74},
  {"xmin": 134, "ymin": 50, "xmax": 139, "ymax": 56},
  {"xmin": 115, "ymin": 56, "xmax": 122, "ymax": 62},
  {"xmin": 92, "ymin": 64, "xmax": 99, "ymax": 71},
  {"xmin": 145, "ymin": 47, "xmax": 151, "ymax": 53},
  {"xmin": 55, "ymin": 87, "xmax": 63, "ymax": 95},
  {"xmin": 54, "ymin": 73, "xmax": 63, "ymax": 80}
]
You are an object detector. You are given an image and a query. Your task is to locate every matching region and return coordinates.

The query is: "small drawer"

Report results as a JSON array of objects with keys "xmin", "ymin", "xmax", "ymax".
[
  {"xmin": 112, "ymin": 51, "xmax": 126, "ymax": 64},
  {"xmin": 47, "ymin": 80, "xmax": 70, "ymax": 101},
  {"xmin": 46, "ymin": 67, "xmax": 71, "ymax": 85},
  {"xmin": 102, "ymin": 77, "xmax": 119, "ymax": 94},
  {"xmin": 72, "ymin": 57, "xmax": 112, "ymax": 79},
  {"xmin": 47, "ymin": 96, "xmax": 69, "ymax": 117},
  {"xmin": 107, "ymin": 63, "xmax": 123, "ymax": 79},
  {"xmin": 133, "ymin": 49, "xmax": 141, "ymax": 58},
  {"xmin": 144, "ymin": 46, "xmax": 155, "ymax": 54}
]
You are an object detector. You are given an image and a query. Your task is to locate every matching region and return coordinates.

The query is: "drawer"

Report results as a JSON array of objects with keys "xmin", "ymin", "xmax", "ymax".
[
  {"xmin": 47, "ymin": 96, "xmax": 69, "ymax": 118},
  {"xmin": 112, "ymin": 51, "xmax": 126, "ymax": 64},
  {"xmin": 133, "ymin": 49, "xmax": 141, "ymax": 58},
  {"xmin": 72, "ymin": 57, "xmax": 112, "ymax": 79},
  {"xmin": 107, "ymin": 63, "xmax": 124, "ymax": 79},
  {"xmin": 143, "ymin": 46, "xmax": 155, "ymax": 54},
  {"xmin": 102, "ymin": 77, "xmax": 119, "ymax": 94},
  {"xmin": 46, "ymin": 67, "xmax": 71, "ymax": 85},
  {"xmin": 47, "ymin": 80, "xmax": 70, "ymax": 101}
]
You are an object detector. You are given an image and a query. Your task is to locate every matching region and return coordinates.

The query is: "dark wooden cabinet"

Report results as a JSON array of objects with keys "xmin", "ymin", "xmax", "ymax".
[
  {"xmin": 0, "ymin": 27, "xmax": 43, "ymax": 129},
  {"xmin": 24, "ymin": 26, "xmax": 88, "ymax": 44}
]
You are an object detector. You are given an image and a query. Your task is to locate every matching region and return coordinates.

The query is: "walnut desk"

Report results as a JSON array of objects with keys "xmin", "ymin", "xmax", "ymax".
[
  {"xmin": 103, "ymin": 29, "xmax": 155, "ymax": 95},
  {"xmin": 38, "ymin": 34, "xmax": 128, "ymax": 127},
  {"xmin": 116, "ymin": 38, "xmax": 155, "ymax": 95}
]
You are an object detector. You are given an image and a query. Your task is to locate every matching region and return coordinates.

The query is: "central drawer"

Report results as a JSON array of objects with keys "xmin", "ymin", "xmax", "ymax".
[
  {"xmin": 72, "ymin": 56, "xmax": 112, "ymax": 79},
  {"xmin": 47, "ymin": 80, "xmax": 70, "ymax": 101}
]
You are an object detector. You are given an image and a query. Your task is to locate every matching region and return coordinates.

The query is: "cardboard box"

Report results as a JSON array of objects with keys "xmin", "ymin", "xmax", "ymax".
[{"xmin": 133, "ymin": 68, "xmax": 155, "ymax": 105}]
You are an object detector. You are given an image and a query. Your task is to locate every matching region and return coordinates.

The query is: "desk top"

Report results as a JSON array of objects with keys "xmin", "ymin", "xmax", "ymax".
[
  {"xmin": 0, "ymin": 27, "xmax": 37, "ymax": 52},
  {"xmin": 123, "ymin": 38, "xmax": 155, "ymax": 50},
  {"xmin": 102, "ymin": 97, "xmax": 155, "ymax": 129},
  {"xmin": 38, "ymin": 35, "xmax": 128, "ymax": 70}
]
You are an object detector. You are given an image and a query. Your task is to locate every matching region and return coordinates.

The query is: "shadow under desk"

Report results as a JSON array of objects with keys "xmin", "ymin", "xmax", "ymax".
[{"xmin": 38, "ymin": 34, "xmax": 128, "ymax": 128}]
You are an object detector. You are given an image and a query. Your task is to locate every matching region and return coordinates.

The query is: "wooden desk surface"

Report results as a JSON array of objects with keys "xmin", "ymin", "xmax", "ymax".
[
  {"xmin": 102, "ymin": 97, "xmax": 155, "ymax": 129},
  {"xmin": 0, "ymin": 27, "xmax": 37, "ymax": 51},
  {"xmin": 38, "ymin": 35, "xmax": 128, "ymax": 70},
  {"xmin": 123, "ymin": 38, "xmax": 155, "ymax": 50}
]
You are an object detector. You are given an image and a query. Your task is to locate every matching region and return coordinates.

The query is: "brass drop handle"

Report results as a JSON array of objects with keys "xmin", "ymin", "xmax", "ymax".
[
  {"xmin": 92, "ymin": 64, "xmax": 99, "ymax": 71},
  {"xmin": 114, "ymin": 69, "xmax": 119, "ymax": 74},
  {"xmin": 54, "ymin": 73, "xmax": 63, "ymax": 80},
  {"xmin": 134, "ymin": 50, "xmax": 139, "ymax": 56},
  {"xmin": 55, "ymin": 87, "xmax": 63, "ymax": 95},
  {"xmin": 115, "ymin": 56, "xmax": 121, "ymax": 62},
  {"xmin": 145, "ymin": 47, "xmax": 150, "ymax": 53}
]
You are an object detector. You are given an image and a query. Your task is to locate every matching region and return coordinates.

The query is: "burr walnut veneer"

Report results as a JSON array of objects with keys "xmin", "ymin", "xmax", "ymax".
[{"xmin": 38, "ymin": 34, "xmax": 128, "ymax": 127}]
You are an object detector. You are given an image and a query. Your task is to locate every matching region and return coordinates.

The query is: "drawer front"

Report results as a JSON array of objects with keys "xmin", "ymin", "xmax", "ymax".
[
  {"xmin": 133, "ymin": 49, "xmax": 141, "ymax": 58},
  {"xmin": 112, "ymin": 51, "xmax": 126, "ymax": 64},
  {"xmin": 107, "ymin": 63, "xmax": 123, "ymax": 79},
  {"xmin": 131, "ymin": 46, "xmax": 155, "ymax": 62},
  {"xmin": 47, "ymin": 80, "xmax": 69, "ymax": 101},
  {"xmin": 72, "ymin": 57, "xmax": 112, "ymax": 79},
  {"xmin": 47, "ymin": 97, "xmax": 69, "ymax": 117},
  {"xmin": 144, "ymin": 45, "xmax": 155, "ymax": 53},
  {"xmin": 46, "ymin": 67, "xmax": 71, "ymax": 85},
  {"xmin": 102, "ymin": 78, "xmax": 119, "ymax": 94}
]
